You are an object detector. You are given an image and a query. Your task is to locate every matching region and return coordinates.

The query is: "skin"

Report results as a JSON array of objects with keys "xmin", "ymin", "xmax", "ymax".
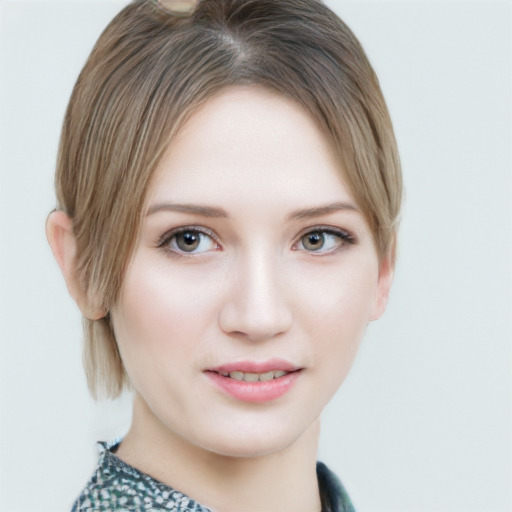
[{"xmin": 47, "ymin": 86, "xmax": 393, "ymax": 512}]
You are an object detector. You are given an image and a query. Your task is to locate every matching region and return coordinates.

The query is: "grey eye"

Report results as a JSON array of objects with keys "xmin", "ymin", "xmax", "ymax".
[
  {"xmin": 164, "ymin": 229, "xmax": 218, "ymax": 254},
  {"xmin": 298, "ymin": 229, "xmax": 351, "ymax": 253},
  {"xmin": 301, "ymin": 231, "xmax": 325, "ymax": 251},
  {"xmin": 175, "ymin": 231, "xmax": 201, "ymax": 252}
]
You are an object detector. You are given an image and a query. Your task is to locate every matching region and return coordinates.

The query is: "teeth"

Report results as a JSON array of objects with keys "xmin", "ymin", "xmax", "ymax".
[
  {"xmin": 227, "ymin": 370, "xmax": 289, "ymax": 382},
  {"xmin": 259, "ymin": 371, "xmax": 274, "ymax": 382}
]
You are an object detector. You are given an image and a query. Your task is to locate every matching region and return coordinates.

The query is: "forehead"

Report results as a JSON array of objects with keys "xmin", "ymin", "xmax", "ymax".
[{"xmin": 146, "ymin": 86, "xmax": 354, "ymax": 211}]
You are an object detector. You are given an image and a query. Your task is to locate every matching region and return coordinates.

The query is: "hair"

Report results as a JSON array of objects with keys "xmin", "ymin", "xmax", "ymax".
[{"xmin": 54, "ymin": 0, "xmax": 402, "ymax": 399}]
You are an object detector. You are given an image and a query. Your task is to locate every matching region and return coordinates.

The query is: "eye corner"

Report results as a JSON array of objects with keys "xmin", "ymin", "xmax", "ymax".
[
  {"xmin": 295, "ymin": 226, "xmax": 356, "ymax": 254},
  {"xmin": 156, "ymin": 225, "xmax": 221, "ymax": 256}
]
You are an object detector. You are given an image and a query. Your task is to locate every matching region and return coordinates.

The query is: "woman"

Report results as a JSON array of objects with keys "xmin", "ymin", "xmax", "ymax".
[{"xmin": 46, "ymin": 0, "xmax": 402, "ymax": 510}]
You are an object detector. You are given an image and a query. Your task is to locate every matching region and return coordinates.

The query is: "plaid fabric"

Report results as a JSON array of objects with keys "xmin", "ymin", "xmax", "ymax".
[{"xmin": 72, "ymin": 439, "xmax": 355, "ymax": 512}]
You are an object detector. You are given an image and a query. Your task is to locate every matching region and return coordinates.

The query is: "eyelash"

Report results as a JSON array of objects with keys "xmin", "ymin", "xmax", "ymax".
[
  {"xmin": 156, "ymin": 225, "xmax": 356, "ymax": 256},
  {"xmin": 157, "ymin": 226, "xmax": 220, "ymax": 256},
  {"xmin": 294, "ymin": 226, "xmax": 356, "ymax": 254}
]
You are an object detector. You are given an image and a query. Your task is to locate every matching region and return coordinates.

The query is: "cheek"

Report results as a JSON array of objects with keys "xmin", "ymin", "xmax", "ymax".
[
  {"xmin": 111, "ymin": 257, "xmax": 223, "ymax": 375},
  {"xmin": 293, "ymin": 254, "xmax": 379, "ymax": 330},
  {"xmin": 292, "ymin": 256, "xmax": 379, "ymax": 374}
]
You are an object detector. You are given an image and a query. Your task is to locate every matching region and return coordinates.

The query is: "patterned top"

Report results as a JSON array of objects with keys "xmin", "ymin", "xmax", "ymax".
[{"xmin": 71, "ymin": 439, "xmax": 355, "ymax": 512}]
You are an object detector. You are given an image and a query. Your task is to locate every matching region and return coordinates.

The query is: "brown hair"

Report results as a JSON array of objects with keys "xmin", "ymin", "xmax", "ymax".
[{"xmin": 55, "ymin": 0, "xmax": 402, "ymax": 398}]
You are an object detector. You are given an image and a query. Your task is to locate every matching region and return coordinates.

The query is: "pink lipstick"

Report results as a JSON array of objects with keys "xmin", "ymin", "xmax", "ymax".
[{"xmin": 205, "ymin": 359, "xmax": 301, "ymax": 403}]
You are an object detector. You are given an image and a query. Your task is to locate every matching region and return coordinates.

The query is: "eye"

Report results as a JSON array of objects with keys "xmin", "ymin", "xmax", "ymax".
[
  {"xmin": 159, "ymin": 228, "xmax": 219, "ymax": 255},
  {"xmin": 296, "ymin": 229, "xmax": 353, "ymax": 253}
]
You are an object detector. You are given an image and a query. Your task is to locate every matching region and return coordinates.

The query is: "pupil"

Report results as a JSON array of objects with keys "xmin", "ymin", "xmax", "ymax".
[
  {"xmin": 177, "ymin": 231, "xmax": 200, "ymax": 251},
  {"xmin": 183, "ymin": 233, "xmax": 197, "ymax": 245},
  {"xmin": 304, "ymin": 232, "xmax": 324, "ymax": 250}
]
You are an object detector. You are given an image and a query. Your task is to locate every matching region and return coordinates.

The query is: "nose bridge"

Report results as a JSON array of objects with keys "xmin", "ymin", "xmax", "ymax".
[{"xmin": 218, "ymin": 243, "xmax": 292, "ymax": 341}]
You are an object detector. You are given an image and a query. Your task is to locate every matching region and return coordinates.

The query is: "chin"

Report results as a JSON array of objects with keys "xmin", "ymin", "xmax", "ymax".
[
  {"xmin": 203, "ymin": 434, "xmax": 295, "ymax": 459},
  {"xmin": 188, "ymin": 417, "xmax": 316, "ymax": 460}
]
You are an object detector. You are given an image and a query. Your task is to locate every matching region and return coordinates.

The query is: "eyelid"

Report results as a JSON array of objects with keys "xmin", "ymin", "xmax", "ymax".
[
  {"xmin": 156, "ymin": 225, "xmax": 221, "ymax": 253},
  {"xmin": 293, "ymin": 225, "xmax": 356, "ymax": 251},
  {"xmin": 155, "ymin": 224, "xmax": 355, "ymax": 255}
]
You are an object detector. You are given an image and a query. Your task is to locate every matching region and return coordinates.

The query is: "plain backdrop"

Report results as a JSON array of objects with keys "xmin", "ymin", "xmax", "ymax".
[{"xmin": 0, "ymin": 1, "xmax": 510, "ymax": 511}]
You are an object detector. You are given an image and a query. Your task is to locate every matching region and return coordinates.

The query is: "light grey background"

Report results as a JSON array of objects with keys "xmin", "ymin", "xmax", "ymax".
[{"xmin": 0, "ymin": 1, "xmax": 510, "ymax": 511}]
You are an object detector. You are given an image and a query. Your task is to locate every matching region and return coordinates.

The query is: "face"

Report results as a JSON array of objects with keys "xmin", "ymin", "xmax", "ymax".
[{"xmin": 111, "ymin": 87, "xmax": 392, "ymax": 458}]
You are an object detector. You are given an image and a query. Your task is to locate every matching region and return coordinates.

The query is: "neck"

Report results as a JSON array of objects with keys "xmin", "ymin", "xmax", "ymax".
[{"xmin": 116, "ymin": 394, "xmax": 322, "ymax": 512}]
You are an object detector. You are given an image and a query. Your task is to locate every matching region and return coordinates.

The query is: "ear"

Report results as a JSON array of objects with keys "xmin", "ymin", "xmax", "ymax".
[
  {"xmin": 370, "ymin": 241, "xmax": 396, "ymax": 321},
  {"xmin": 46, "ymin": 211, "xmax": 105, "ymax": 320}
]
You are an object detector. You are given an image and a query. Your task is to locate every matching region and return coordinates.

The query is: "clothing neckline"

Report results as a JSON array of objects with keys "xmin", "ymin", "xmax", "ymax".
[{"xmin": 72, "ymin": 439, "xmax": 355, "ymax": 512}]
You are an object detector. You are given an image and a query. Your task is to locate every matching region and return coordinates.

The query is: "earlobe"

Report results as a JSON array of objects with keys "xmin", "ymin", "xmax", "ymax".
[{"xmin": 46, "ymin": 211, "xmax": 105, "ymax": 320}]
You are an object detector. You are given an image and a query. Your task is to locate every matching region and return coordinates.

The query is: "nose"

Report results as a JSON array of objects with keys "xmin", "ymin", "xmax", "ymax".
[{"xmin": 218, "ymin": 251, "xmax": 293, "ymax": 342}]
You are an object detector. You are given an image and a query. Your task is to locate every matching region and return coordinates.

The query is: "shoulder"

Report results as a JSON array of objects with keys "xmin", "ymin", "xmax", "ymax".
[
  {"xmin": 317, "ymin": 461, "xmax": 356, "ymax": 512},
  {"xmin": 71, "ymin": 441, "xmax": 211, "ymax": 512}
]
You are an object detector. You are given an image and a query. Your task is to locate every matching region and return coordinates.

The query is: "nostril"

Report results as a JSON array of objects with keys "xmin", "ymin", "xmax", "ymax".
[
  {"xmin": 217, "ymin": 258, "xmax": 293, "ymax": 340},
  {"xmin": 218, "ymin": 301, "xmax": 293, "ymax": 342}
]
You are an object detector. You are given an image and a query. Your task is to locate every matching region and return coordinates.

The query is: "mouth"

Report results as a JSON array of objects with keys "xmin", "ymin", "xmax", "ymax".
[
  {"xmin": 204, "ymin": 360, "xmax": 302, "ymax": 403},
  {"xmin": 217, "ymin": 370, "xmax": 290, "ymax": 382}
]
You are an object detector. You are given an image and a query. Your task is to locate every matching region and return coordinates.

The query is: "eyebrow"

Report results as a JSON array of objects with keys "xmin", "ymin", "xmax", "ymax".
[
  {"xmin": 146, "ymin": 201, "xmax": 358, "ymax": 219},
  {"xmin": 287, "ymin": 201, "xmax": 359, "ymax": 220},
  {"xmin": 146, "ymin": 202, "xmax": 229, "ymax": 218}
]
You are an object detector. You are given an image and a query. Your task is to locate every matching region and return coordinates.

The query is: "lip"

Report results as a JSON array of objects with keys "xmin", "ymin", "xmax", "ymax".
[
  {"xmin": 210, "ymin": 359, "xmax": 300, "ymax": 374},
  {"xmin": 205, "ymin": 359, "xmax": 302, "ymax": 403}
]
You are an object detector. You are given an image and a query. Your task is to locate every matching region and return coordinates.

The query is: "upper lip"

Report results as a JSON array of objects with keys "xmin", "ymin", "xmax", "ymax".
[{"xmin": 207, "ymin": 359, "xmax": 301, "ymax": 374}]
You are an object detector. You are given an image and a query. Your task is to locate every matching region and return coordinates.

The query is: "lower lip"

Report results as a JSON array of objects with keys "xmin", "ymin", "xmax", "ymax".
[{"xmin": 205, "ymin": 371, "xmax": 301, "ymax": 403}]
